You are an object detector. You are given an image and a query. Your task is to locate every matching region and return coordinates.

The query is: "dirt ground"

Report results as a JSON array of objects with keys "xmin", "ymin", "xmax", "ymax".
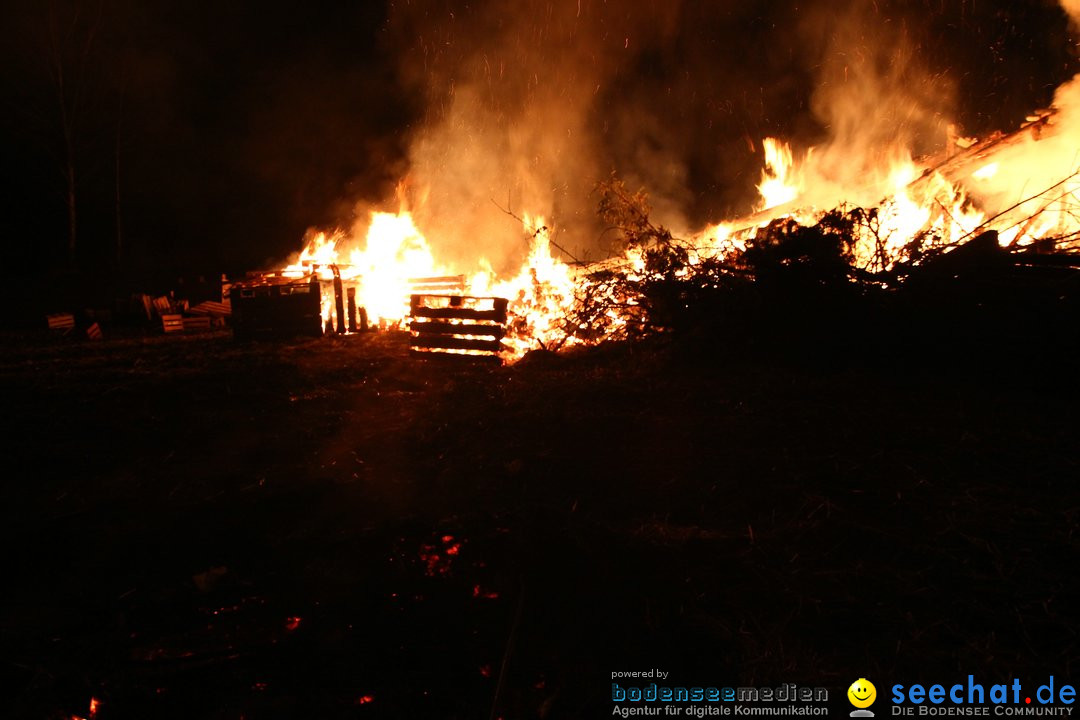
[{"xmin": 1, "ymin": 328, "xmax": 1078, "ymax": 718}]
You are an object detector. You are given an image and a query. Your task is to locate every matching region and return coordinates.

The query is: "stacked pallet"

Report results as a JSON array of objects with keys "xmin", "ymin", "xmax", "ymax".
[{"xmin": 409, "ymin": 294, "xmax": 508, "ymax": 360}]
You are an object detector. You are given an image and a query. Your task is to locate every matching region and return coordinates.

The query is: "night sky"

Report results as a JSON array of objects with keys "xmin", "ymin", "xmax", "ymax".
[{"xmin": 1, "ymin": 0, "xmax": 1076, "ymax": 279}]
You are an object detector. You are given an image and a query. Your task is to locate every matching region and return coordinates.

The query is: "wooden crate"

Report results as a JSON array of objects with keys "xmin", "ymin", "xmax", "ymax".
[
  {"xmin": 161, "ymin": 314, "xmax": 184, "ymax": 333},
  {"xmin": 409, "ymin": 295, "xmax": 508, "ymax": 359},
  {"xmin": 230, "ymin": 273, "xmax": 322, "ymax": 340}
]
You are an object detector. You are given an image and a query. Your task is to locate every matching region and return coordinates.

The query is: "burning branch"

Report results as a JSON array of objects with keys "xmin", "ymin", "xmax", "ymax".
[
  {"xmin": 594, "ymin": 173, "xmax": 673, "ymax": 250},
  {"xmin": 490, "ymin": 198, "xmax": 583, "ymax": 263},
  {"xmin": 961, "ymin": 168, "xmax": 1080, "ymax": 248}
]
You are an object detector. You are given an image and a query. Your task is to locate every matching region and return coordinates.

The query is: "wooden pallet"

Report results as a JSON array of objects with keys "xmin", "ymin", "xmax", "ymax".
[
  {"xmin": 46, "ymin": 313, "xmax": 75, "ymax": 331},
  {"xmin": 409, "ymin": 295, "xmax": 508, "ymax": 359},
  {"xmin": 161, "ymin": 314, "xmax": 184, "ymax": 333}
]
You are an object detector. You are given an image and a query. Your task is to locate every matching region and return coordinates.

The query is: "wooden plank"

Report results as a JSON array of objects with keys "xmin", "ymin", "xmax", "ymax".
[
  {"xmin": 137, "ymin": 294, "xmax": 153, "ymax": 321},
  {"xmin": 410, "ymin": 295, "xmax": 509, "ymax": 323},
  {"xmin": 410, "ymin": 306, "xmax": 508, "ymax": 322},
  {"xmin": 409, "ymin": 275, "xmax": 467, "ymax": 285},
  {"xmin": 410, "ymin": 320, "xmax": 505, "ymax": 338},
  {"xmin": 183, "ymin": 316, "xmax": 212, "ymax": 332},
  {"xmin": 347, "ymin": 287, "xmax": 358, "ymax": 333},
  {"xmin": 409, "ymin": 275, "xmax": 467, "ymax": 292},
  {"xmin": 189, "ymin": 300, "xmax": 232, "ymax": 316},
  {"xmin": 410, "ymin": 284, "xmax": 466, "ymax": 295},
  {"xmin": 410, "ymin": 348, "xmax": 502, "ymax": 363},
  {"xmin": 410, "ymin": 335, "xmax": 503, "ymax": 353},
  {"xmin": 411, "ymin": 293, "xmax": 505, "ymax": 308}
]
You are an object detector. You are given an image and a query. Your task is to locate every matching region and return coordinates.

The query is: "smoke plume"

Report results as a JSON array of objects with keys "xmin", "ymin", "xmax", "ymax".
[
  {"xmin": 328, "ymin": 0, "xmax": 1076, "ymax": 269},
  {"xmin": 378, "ymin": 0, "xmax": 683, "ymax": 272},
  {"xmin": 790, "ymin": 1, "xmax": 956, "ymax": 210}
]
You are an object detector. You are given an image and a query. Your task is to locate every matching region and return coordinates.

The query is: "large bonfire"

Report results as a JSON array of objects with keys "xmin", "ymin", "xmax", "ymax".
[{"xmin": 280, "ymin": 78, "xmax": 1080, "ymax": 362}]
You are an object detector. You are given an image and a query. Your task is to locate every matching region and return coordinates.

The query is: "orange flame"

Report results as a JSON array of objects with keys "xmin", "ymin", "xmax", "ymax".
[{"xmin": 757, "ymin": 137, "xmax": 801, "ymax": 210}]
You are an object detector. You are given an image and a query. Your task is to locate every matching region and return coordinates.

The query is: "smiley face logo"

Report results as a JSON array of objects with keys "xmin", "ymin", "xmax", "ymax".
[{"xmin": 848, "ymin": 678, "xmax": 877, "ymax": 710}]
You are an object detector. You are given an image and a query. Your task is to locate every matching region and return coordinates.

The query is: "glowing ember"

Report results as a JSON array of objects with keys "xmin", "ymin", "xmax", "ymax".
[
  {"xmin": 472, "ymin": 584, "xmax": 499, "ymax": 600},
  {"xmin": 417, "ymin": 533, "xmax": 465, "ymax": 576},
  {"xmin": 71, "ymin": 697, "xmax": 101, "ymax": 720}
]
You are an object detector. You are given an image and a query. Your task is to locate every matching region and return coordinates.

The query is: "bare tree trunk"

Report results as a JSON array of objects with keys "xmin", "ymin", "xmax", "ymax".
[
  {"xmin": 114, "ymin": 140, "xmax": 122, "ymax": 264},
  {"xmin": 66, "ymin": 154, "xmax": 77, "ymax": 265},
  {"xmin": 47, "ymin": 0, "xmax": 102, "ymax": 268},
  {"xmin": 60, "ymin": 84, "xmax": 77, "ymax": 266},
  {"xmin": 51, "ymin": 4, "xmax": 77, "ymax": 267},
  {"xmin": 114, "ymin": 84, "xmax": 124, "ymax": 264}
]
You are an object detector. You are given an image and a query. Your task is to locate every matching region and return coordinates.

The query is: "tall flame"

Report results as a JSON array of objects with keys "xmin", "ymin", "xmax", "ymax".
[
  {"xmin": 757, "ymin": 138, "xmax": 801, "ymax": 211},
  {"xmin": 283, "ymin": 211, "xmax": 444, "ymax": 328}
]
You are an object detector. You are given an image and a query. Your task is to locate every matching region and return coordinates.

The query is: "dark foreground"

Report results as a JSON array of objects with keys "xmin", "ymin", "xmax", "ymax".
[{"xmin": 1, "ymin": 329, "xmax": 1078, "ymax": 718}]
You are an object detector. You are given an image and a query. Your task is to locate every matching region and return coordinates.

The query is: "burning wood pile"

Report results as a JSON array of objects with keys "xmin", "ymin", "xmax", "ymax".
[{"xmin": 258, "ymin": 94, "xmax": 1080, "ymax": 364}]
